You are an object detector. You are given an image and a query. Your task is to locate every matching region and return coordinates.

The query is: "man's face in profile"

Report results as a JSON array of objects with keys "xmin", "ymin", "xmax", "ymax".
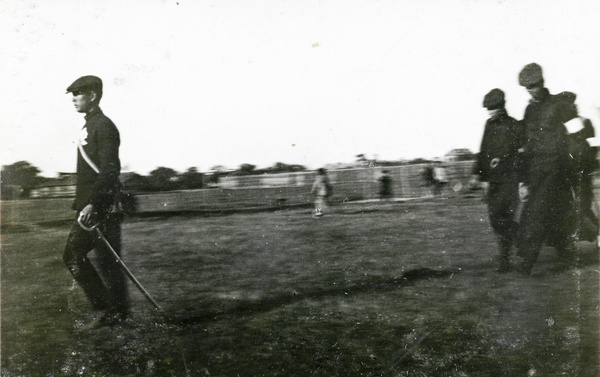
[
  {"xmin": 72, "ymin": 90, "xmax": 95, "ymax": 113},
  {"xmin": 526, "ymin": 82, "xmax": 544, "ymax": 100}
]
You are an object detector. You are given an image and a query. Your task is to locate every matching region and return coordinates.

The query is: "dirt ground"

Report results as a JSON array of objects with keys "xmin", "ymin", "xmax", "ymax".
[{"xmin": 1, "ymin": 196, "xmax": 599, "ymax": 376}]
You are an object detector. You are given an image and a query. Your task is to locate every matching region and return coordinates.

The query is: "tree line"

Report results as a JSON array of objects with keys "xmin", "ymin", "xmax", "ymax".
[
  {"xmin": 0, "ymin": 161, "xmax": 310, "ymax": 199},
  {"xmin": 1, "ymin": 151, "xmax": 475, "ymax": 199}
]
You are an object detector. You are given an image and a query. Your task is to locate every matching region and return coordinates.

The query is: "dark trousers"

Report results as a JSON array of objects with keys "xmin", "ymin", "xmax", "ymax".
[
  {"xmin": 578, "ymin": 177, "xmax": 599, "ymax": 242},
  {"xmin": 517, "ymin": 170, "xmax": 575, "ymax": 265},
  {"xmin": 63, "ymin": 213, "xmax": 129, "ymax": 315},
  {"xmin": 487, "ymin": 182, "xmax": 519, "ymax": 257}
]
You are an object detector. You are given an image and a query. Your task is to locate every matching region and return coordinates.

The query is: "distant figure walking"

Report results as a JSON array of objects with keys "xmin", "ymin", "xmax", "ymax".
[
  {"xmin": 433, "ymin": 162, "xmax": 448, "ymax": 197},
  {"xmin": 311, "ymin": 168, "xmax": 332, "ymax": 217},
  {"xmin": 422, "ymin": 164, "xmax": 436, "ymax": 196},
  {"xmin": 378, "ymin": 170, "xmax": 393, "ymax": 201}
]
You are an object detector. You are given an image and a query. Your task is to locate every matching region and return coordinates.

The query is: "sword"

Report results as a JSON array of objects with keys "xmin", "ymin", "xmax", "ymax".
[{"xmin": 78, "ymin": 215, "xmax": 164, "ymax": 313}]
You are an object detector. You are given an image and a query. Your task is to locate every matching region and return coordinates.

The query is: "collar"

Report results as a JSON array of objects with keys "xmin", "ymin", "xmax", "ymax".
[
  {"xmin": 84, "ymin": 107, "xmax": 102, "ymax": 120},
  {"xmin": 490, "ymin": 108, "xmax": 507, "ymax": 120},
  {"xmin": 529, "ymin": 88, "xmax": 550, "ymax": 104}
]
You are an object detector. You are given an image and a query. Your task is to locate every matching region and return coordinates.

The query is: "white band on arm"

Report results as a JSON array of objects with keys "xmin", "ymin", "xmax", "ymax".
[{"xmin": 564, "ymin": 117, "xmax": 584, "ymax": 134}]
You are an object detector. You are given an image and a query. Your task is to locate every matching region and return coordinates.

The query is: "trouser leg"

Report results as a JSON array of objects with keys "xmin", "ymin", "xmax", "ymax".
[
  {"xmin": 314, "ymin": 196, "xmax": 327, "ymax": 215},
  {"xmin": 63, "ymin": 219, "xmax": 109, "ymax": 311},
  {"xmin": 493, "ymin": 218, "xmax": 516, "ymax": 268},
  {"xmin": 96, "ymin": 215, "xmax": 129, "ymax": 316},
  {"xmin": 517, "ymin": 171, "xmax": 574, "ymax": 273},
  {"xmin": 546, "ymin": 186, "xmax": 577, "ymax": 259},
  {"xmin": 516, "ymin": 221, "xmax": 543, "ymax": 274},
  {"xmin": 497, "ymin": 235, "xmax": 513, "ymax": 258},
  {"xmin": 487, "ymin": 182, "xmax": 519, "ymax": 271},
  {"xmin": 579, "ymin": 180, "xmax": 599, "ymax": 242},
  {"xmin": 516, "ymin": 198, "xmax": 547, "ymax": 273}
]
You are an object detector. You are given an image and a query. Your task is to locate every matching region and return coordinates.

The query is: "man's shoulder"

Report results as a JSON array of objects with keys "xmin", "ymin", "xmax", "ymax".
[
  {"xmin": 488, "ymin": 115, "xmax": 518, "ymax": 127},
  {"xmin": 547, "ymin": 92, "xmax": 576, "ymax": 109},
  {"xmin": 95, "ymin": 111, "xmax": 117, "ymax": 126},
  {"xmin": 88, "ymin": 111, "xmax": 118, "ymax": 132},
  {"xmin": 504, "ymin": 115, "xmax": 519, "ymax": 125}
]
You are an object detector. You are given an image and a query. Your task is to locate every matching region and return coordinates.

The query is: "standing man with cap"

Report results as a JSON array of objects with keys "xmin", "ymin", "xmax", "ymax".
[
  {"xmin": 63, "ymin": 75, "xmax": 129, "ymax": 327},
  {"xmin": 515, "ymin": 63, "xmax": 579, "ymax": 275},
  {"xmin": 473, "ymin": 88, "xmax": 525, "ymax": 272}
]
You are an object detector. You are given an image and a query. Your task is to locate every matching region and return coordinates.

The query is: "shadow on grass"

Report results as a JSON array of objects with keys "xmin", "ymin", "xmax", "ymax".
[
  {"xmin": 0, "ymin": 204, "xmax": 315, "ymax": 231},
  {"xmin": 133, "ymin": 203, "xmax": 313, "ymax": 219},
  {"xmin": 163, "ymin": 267, "xmax": 459, "ymax": 326}
]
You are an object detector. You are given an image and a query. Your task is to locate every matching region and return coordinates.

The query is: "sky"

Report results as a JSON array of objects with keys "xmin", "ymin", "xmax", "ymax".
[{"xmin": 1, "ymin": 0, "xmax": 600, "ymax": 177}]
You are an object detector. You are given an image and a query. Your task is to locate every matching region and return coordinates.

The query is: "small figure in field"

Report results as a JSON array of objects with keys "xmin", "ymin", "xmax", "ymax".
[
  {"xmin": 62, "ymin": 75, "xmax": 129, "ymax": 328},
  {"xmin": 472, "ymin": 88, "xmax": 525, "ymax": 272},
  {"xmin": 422, "ymin": 163, "xmax": 436, "ymax": 197},
  {"xmin": 378, "ymin": 169, "xmax": 393, "ymax": 201},
  {"xmin": 432, "ymin": 161, "xmax": 448, "ymax": 197},
  {"xmin": 311, "ymin": 168, "xmax": 332, "ymax": 217}
]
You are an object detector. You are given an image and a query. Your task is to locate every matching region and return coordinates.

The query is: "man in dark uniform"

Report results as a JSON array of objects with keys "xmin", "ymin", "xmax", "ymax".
[
  {"xmin": 515, "ymin": 63, "xmax": 579, "ymax": 275},
  {"xmin": 473, "ymin": 88, "xmax": 525, "ymax": 272},
  {"xmin": 558, "ymin": 91, "xmax": 599, "ymax": 242},
  {"xmin": 63, "ymin": 75, "xmax": 129, "ymax": 327}
]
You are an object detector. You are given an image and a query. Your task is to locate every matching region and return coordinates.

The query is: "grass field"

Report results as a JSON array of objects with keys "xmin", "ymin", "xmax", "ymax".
[{"xmin": 1, "ymin": 195, "xmax": 600, "ymax": 376}]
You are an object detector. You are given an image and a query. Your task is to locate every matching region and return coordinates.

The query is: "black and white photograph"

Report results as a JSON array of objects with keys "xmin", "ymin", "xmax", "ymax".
[{"xmin": 2, "ymin": 0, "xmax": 600, "ymax": 375}]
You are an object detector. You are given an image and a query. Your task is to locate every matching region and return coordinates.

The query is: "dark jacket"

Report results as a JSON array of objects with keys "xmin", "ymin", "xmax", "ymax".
[
  {"xmin": 473, "ymin": 109, "xmax": 524, "ymax": 183},
  {"xmin": 556, "ymin": 92, "xmax": 599, "ymax": 180},
  {"xmin": 73, "ymin": 108, "xmax": 121, "ymax": 212},
  {"xmin": 518, "ymin": 88, "xmax": 577, "ymax": 185},
  {"xmin": 581, "ymin": 118, "xmax": 599, "ymax": 176}
]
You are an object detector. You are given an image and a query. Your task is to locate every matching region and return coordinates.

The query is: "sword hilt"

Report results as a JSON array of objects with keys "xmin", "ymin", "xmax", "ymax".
[{"xmin": 77, "ymin": 213, "xmax": 100, "ymax": 232}]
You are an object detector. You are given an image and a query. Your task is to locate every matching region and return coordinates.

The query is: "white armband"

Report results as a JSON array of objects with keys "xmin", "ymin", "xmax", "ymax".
[{"xmin": 564, "ymin": 117, "xmax": 585, "ymax": 134}]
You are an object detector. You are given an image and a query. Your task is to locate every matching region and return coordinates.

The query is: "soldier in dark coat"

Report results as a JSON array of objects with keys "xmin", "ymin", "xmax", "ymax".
[
  {"xmin": 62, "ymin": 75, "xmax": 129, "ymax": 327},
  {"xmin": 557, "ymin": 91, "xmax": 599, "ymax": 243},
  {"xmin": 473, "ymin": 88, "xmax": 525, "ymax": 272},
  {"xmin": 515, "ymin": 63, "xmax": 579, "ymax": 275},
  {"xmin": 577, "ymin": 116, "xmax": 599, "ymax": 241}
]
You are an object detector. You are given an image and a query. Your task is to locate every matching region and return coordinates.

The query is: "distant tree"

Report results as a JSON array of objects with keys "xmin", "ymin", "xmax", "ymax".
[
  {"xmin": 408, "ymin": 158, "xmax": 432, "ymax": 165},
  {"xmin": 180, "ymin": 167, "xmax": 204, "ymax": 189},
  {"xmin": 149, "ymin": 167, "xmax": 179, "ymax": 191},
  {"xmin": 355, "ymin": 154, "xmax": 368, "ymax": 164},
  {"xmin": 268, "ymin": 162, "xmax": 307, "ymax": 173},
  {"xmin": 355, "ymin": 153, "xmax": 376, "ymax": 167},
  {"xmin": 207, "ymin": 165, "xmax": 228, "ymax": 185},
  {"xmin": 376, "ymin": 160, "xmax": 406, "ymax": 167},
  {"xmin": 1, "ymin": 161, "xmax": 42, "ymax": 198},
  {"xmin": 446, "ymin": 148, "xmax": 475, "ymax": 161},
  {"xmin": 237, "ymin": 163, "xmax": 257, "ymax": 175},
  {"xmin": 210, "ymin": 165, "xmax": 228, "ymax": 173}
]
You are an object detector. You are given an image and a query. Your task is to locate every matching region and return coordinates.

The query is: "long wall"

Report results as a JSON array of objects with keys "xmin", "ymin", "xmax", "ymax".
[
  {"xmin": 6, "ymin": 160, "xmax": 600, "ymax": 225},
  {"xmin": 216, "ymin": 161, "xmax": 476, "ymax": 200}
]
